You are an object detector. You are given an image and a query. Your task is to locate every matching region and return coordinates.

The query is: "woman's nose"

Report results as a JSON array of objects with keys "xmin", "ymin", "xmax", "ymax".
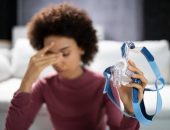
[{"xmin": 54, "ymin": 53, "xmax": 65, "ymax": 67}]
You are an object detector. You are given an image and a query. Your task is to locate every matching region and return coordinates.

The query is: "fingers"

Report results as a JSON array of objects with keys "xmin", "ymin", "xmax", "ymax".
[
  {"xmin": 128, "ymin": 60, "xmax": 143, "ymax": 75},
  {"xmin": 35, "ymin": 53, "xmax": 61, "ymax": 62},
  {"xmin": 38, "ymin": 57, "xmax": 59, "ymax": 67},
  {"xmin": 29, "ymin": 51, "xmax": 62, "ymax": 73},
  {"xmin": 31, "ymin": 55, "xmax": 60, "ymax": 72},
  {"xmin": 128, "ymin": 83, "xmax": 144, "ymax": 101},
  {"xmin": 131, "ymin": 74, "xmax": 148, "ymax": 87},
  {"xmin": 36, "ymin": 42, "xmax": 55, "ymax": 57},
  {"xmin": 32, "ymin": 53, "xmax": 62, "ymax": 66},
  {"xmin": 127, "ymin": 60, "xmax": 148, "ymax": 101},
  {"xmin": 31, "ymin": 42, "xmax": 60, "ymax": 67},
  {"xmin": 128, "ymin": 59, "xmax": 148, "ymax": 87},
  {"xmin": 127, "ymin": 83, "xmax": 144, "ymax": 90},
  {"xmin": 128, "ymin": 59, "xmax": 136, "ymax": 67}
]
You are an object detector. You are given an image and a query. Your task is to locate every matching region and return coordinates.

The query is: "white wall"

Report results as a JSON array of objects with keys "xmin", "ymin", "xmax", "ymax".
[{"xmin": 17, "ymin": 0, "xmax": 144, "ymax": 41}]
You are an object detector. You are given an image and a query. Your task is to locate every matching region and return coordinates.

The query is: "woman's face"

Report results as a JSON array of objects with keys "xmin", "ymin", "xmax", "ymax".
[{"xmin": 44, "ymin": 35, "xmax": 84, "ymax": 79}]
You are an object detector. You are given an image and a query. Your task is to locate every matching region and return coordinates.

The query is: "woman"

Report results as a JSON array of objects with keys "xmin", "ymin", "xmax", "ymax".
[{"xmin": 5, "ymin": 3, "xmax": 147, "ymax": 130}]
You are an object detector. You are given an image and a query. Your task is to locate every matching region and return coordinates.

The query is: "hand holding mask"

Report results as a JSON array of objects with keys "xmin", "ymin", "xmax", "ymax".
[{"xmin": 103, "ymin": 41, "xmax": 165, "ymax": 125}]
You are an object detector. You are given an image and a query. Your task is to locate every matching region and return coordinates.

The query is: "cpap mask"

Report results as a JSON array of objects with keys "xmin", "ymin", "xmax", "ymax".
[
  {"xmin": 111, "ymin": 42, "xmax": 141, "ymax": 87},
  {"xmin": 111, "ymin": 59, "xmax": 133, "ymax": 87},
  {"xmin": 103, "ymin": 41, "xmax": 165, "ymax": 125}
]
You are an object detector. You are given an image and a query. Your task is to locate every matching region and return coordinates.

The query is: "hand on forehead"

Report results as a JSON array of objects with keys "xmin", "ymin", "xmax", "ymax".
[{"xmin": 44, "ymin": 41, "xmax": 70, "ymax": 54}]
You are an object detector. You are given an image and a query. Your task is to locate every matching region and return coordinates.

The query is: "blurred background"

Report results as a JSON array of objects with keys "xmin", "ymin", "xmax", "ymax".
[
  {"xmin": 0, "ymin": 0, "xmax": 170, "ymax": 42},
  {"xmin": 0, "ymin": 0, "xmax": 170, "ymax": 130}
]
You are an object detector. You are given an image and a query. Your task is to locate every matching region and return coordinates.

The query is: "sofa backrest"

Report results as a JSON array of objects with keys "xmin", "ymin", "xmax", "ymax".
[{"xmin": 10, "ymin": 38, "xmax": 170, "ymax": 84}]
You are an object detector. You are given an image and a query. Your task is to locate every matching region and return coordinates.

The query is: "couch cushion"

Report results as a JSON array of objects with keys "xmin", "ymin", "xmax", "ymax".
[
  {"xmin": 11, "ymin": 38, "xmax": 56, "ymax": 78},
  {"xmin": 0, "ymin": 50, "xmax": 11, "ymax": 82},
  {"xmin": 11, "ymin": 39, "xmax": 36, "ymax": 78},
  {"xmin": 0, "ymin": 78, "xmax": 21, "ymax": 111},
  {"xmin": 12, "ymin": 39, "xmax": 170, "ymax": 83},
  {"xmin": 0, "ymin": 78, "xmax": 48, "ymax": 115},
  {"xmin": 0, "ymin": 78, "xmax": 53, "ymax": 130}
]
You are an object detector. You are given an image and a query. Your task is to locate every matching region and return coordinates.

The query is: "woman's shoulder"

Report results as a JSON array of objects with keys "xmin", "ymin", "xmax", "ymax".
[
  {"xmin": 34, "ymin": 73, "xmax": 58, "ymax": 87},
  {"xmin": 85, "ymin": 68, "xmax": 105, "ymax": 82}
]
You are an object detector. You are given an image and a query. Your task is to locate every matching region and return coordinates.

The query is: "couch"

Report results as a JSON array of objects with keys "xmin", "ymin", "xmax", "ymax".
[{"xmin": 0, "ymin": 26, "xmax": 170, "ymax": 130}]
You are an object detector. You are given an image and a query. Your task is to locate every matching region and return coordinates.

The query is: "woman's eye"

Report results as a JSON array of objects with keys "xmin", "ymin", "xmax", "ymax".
[{"xmin": 62, "ymin": 52, "xmax": 70, "ymax": 57}]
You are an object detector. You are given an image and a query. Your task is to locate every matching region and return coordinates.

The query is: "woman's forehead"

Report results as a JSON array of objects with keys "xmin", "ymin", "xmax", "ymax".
[
  {"xmin": 44, "ymin": 36, "xmax": 77, "ymax": 47},
  {"xmin": 44, "ymin": 36, "xmax": 80, "ymax": 53},
  {"xmin": 45, "ymin": 35, "xmax": 75, "ymax": 43}
]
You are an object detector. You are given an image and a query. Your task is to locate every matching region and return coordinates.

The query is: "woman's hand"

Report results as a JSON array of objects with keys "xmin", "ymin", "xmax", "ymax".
[
  {"xmin": 19, "ymin": 43, "xmax": 60, "ymax": 93},
  {"xmin": 117, "ymin": 60, "xmax": 148, "ymax": 114}
]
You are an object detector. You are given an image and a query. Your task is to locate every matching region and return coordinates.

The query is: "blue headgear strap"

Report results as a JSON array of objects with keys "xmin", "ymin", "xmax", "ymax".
[{"xmin": 103, "ymin": 42, "xmax": 165, "ymax": 125}]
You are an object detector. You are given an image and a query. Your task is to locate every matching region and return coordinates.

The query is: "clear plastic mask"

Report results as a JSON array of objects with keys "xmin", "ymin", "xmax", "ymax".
[
  {"xmin": 110, "ymin": 41, "xmax": 139, "ymax": 88},
  {"xmin": 111, "ymin": 59, "xmax": 134, "ymax": 87}
]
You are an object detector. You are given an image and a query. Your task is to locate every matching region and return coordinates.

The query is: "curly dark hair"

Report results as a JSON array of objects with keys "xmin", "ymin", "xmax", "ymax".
[{"xmin": 27, "ymin": 3, "xmax": 98, "ymax": 65}]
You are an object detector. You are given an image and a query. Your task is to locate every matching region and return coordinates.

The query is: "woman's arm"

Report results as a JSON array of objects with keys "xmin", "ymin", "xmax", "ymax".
[
  {"xmin": 5, "ymin": 43, "xmax": 58, "ymax": 130},
  {"xmin": 104, "ymin": 87, "xmax": 140, "ymax": 130},
  {"xmin": 5, "ymin": 80, "xmax": 44, "ymax": 130}
]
